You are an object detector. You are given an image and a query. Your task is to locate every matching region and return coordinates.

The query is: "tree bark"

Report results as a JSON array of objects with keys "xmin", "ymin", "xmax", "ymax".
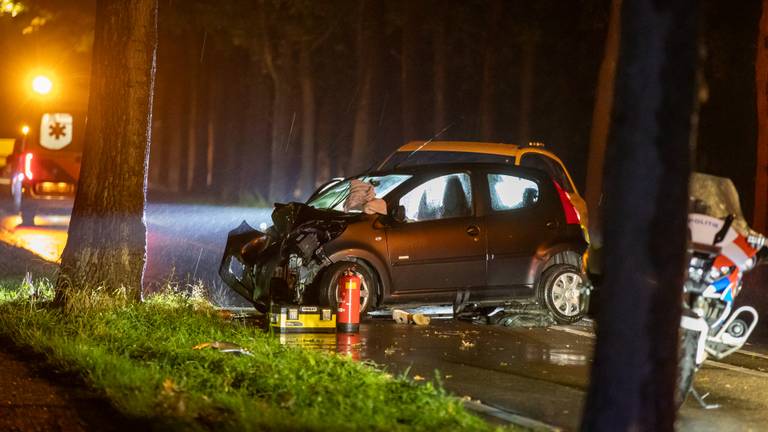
[
  {"xmin": 401, "ymin": 0, "xmax": 419, "ymax": 142},
  {"xmin": 479, "ymin": 0, "xmax": 502, "ymax": 140},
  {"xmin": 754, "ymin": 0, "xmax": 768, "ymax": 232},
  {"xmin": 585, "ymin": 0, "xmax": 622, "ymax": 240},
  {"xmin": 267, "ymin": 40, "xmax": 296, "ymax": 202},
  {"xmin": 57, "ymin": 0, "xmax": 158, "ymax": 301},
  {"xmin": 241, "ymin": 53, "xmax": 272, "ymax": 200},
  {"xmin": 517, "ymin": 32, "xmax": 536, "ymax": 144},
  {"xmin": 296, "ymin": 40, "xmax": 316, "ymax": 200},
  {"xmin": 349, "ymin": 0, "xmax": 379, "ymax": 174},
  {"xmin": 432, "ymin": 8, "xmax": 447, "ymax": 134},
  {"xmin": 581, "ymin": 1, "xmax": 699, "ymax": 430}
]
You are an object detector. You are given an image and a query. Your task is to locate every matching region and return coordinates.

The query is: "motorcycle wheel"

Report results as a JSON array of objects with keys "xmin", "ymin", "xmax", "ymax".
[{"xmin": 675, "ymin": 328, "xmax": 699, "ymax": 408}]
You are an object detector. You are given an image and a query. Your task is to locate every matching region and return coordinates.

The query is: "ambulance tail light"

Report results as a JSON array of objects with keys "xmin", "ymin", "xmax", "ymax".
[{"xmin": 24, "ymin": 152, "xmax": 34, "ymax": 181}]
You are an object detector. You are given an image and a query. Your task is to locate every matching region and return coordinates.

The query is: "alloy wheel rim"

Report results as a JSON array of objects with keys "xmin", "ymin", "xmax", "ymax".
[{"xmin": 550, "ymin": 272, "xmax": 583, "ymax": 317}]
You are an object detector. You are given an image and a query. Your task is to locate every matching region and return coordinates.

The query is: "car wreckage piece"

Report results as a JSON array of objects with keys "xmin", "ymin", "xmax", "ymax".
[{"xmin": 219, "ymin": 202, "xmax": 359, "ymax": 312}]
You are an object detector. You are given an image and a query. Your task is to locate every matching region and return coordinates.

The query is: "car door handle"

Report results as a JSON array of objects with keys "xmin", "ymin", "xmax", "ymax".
[{"xmin": 466, "ymin": 225, "xmax": 481, "ymax": 237}]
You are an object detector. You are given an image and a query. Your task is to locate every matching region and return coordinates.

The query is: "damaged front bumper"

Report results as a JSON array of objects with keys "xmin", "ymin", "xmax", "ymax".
[
  {"xmin": 219, "ymin": 203, "xmax": 357, "ymax": 312},
  {"xmin": 219, "ymin": 221, "xmax": 280, "ymax": 311}
]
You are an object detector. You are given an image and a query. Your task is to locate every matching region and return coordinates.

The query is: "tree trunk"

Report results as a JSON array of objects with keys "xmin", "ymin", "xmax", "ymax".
[
  {"xmin": 165, "ymin": 39, "xmax": 188, "ymax": 193},
  {"xmin": 433, "ymin": 8, "xmax": 447, "ymax": 134},
  {"xmin": 57, "ymin": 0, "xmax": 158, "ymax": 302},
  {"xmin": 401, "ymin": 0, "xmax": 419, "ymax": 142},
  {"xmin": 186, "ymin": 31, "xmax": 211, "ymax": 194},
  {"xmin": 267, "ymin": 40, "xmax": 296, "ymax": 202},
  {"xmin": 296, "ymin": 40, "xmax": 316, "ymax": 200},
  {"xmin": 580, "ymin": 1, "xmax": 699, "ymax": 430},
  {"xmin": 479, "ymin": 0, "xmax": 502, "ymax": 140},
  {"xmin": 517, "ymin": 34, "xmax": 536, "ymax": 144},
  {"xmin": 349, "ymin": 0, "xmax": 378, "ymax": 174},
  {"xmin": 585, "ymin": 0, "xmax": 622, "ymax": 240},
  {"xmin": 185, "ymin": 32, "xmax": 201, "ymax": 192},
  {"xmin": 754, "ymin": 0, "xmax": 768, "ymax": 232},
  {"xmin": 241, "ymin": 54, "xmax": 272, "ymax": 200},
  {"xmin": 315, "ymin": 96, "xmax": 332, "ymax": 186}
]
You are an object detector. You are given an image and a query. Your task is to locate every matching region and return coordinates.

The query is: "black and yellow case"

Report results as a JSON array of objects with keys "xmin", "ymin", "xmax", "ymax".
[{"xmin": 269, "ymin": 304, "xmax": 336, "ymax": 333}]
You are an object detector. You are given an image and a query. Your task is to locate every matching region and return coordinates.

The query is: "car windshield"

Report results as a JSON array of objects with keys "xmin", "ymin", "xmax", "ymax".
[
  {"xmin": 378, "ymin": 151, "xmax": 515, "ymax": 170},
  {"xmin": 307, "ymin": 174, "xmax": 412, "ymax": 212},
  {"xmin": 689, "ymin": 172, "xmax": 749, "ymax": 234}
]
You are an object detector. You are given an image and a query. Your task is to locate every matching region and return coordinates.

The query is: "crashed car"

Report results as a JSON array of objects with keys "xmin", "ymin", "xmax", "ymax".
[{"xmin": 220, "ymin": 163, "xmax": 589, "ymax": 323}]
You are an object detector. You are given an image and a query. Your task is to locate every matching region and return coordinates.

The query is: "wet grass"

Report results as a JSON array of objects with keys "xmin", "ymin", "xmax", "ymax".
[{"xmin": 0, "ymin": 282, "xmax": 504, "ymax": 431}]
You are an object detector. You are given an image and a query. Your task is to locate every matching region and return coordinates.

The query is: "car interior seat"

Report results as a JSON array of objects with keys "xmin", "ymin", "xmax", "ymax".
[
  {"xmin": 522, "ymin": 188, "xmax": 539, "ymax": 208},
  {"xmin": 442, "ymin": 176, "xmax": 470, "ymax": 218},
  {"xmin": 417, "ymin": 192, "xmax": 435, "ymax": 221}
]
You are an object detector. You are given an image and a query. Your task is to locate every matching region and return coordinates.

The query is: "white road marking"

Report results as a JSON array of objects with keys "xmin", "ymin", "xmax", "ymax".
[
  {"xmin": 734, "ymin": 348, "xmax": 768, "ymax": 361},
  {"xmin": 463, "ymin": 399, "xmax": 562, "ymax": 431},
  {"xmin": 551, "ymin": 325, "xmax": 768, "ymax": 360},
  {"xmin": 551, "ymin": 325, "xmax": 595, "ymax": 339},
  {"xmin": 704, "ymin": 360, "xmax": 768, "ymax": 379},
  {"xmin": 550, "ymin": 325, "xmax": 768, "ymax": 378}
]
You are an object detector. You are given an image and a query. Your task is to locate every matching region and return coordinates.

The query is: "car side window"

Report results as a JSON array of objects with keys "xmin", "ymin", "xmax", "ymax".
[
  {"xmin": 487, "ymin": 173, "xmax": 539, "ymax": 211},
  {"xmin": 399, "ymin": 173, "xmax": 472, "ymax": 222},
  {"xmin": 520, "ymin": 154, "xmax": 574, "ymax": 193}
]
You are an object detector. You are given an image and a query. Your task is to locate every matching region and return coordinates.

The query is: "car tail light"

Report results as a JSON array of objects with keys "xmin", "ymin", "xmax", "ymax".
[
  {"xmin": 24, "ymin": 152, "xmax": 34, "ymax": 181},
  {"xmin": 553, "ymin": 180, "xmax": 580, "ymax": 225}
]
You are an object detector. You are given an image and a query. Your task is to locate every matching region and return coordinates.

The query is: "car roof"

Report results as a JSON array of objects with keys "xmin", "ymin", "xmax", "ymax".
[
  {"xmin": 394, "ymin": 140, "xmax": 557, "ymax": 159},
  {"xmin": 367, "ymin": 162, "xmax": 552, "ymax": 181}
]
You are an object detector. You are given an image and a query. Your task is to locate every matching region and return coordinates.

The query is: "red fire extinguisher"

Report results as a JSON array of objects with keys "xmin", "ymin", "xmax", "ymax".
[{"xmin": 337, "ymin": 270, "xmax": 361, "ymax": 333}]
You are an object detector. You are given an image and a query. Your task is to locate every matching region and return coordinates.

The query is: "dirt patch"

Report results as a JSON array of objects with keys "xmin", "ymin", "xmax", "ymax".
[{"xmin": 0, "ymin": 338, "xmax": 149, "ymax": 432}]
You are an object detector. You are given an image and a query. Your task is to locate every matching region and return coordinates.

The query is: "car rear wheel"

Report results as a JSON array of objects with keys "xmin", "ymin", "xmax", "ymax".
[
  {"xmin": 317, "ymin": 261, "xmax": 377, "ymax": 317},
  {"xmin": 538, "ymin": 264, "xmax": 587, "ymax": 324}
]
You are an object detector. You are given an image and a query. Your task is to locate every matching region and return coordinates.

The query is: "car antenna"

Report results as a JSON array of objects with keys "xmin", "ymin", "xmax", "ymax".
[{"xmin": 391, "ymin": 122, "xmax": 454, "ymax": 171}]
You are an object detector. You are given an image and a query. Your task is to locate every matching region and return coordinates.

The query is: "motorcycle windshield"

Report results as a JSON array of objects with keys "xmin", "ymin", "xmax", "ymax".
[{"xmin": 689, "ymin": 172, "xmax": 749, "ymax": 235}]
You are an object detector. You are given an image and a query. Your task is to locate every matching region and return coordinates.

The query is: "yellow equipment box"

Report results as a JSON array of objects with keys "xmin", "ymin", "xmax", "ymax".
[{"xmin": 269, "ymin": 304, "xmax": 336, "ymax": 333}]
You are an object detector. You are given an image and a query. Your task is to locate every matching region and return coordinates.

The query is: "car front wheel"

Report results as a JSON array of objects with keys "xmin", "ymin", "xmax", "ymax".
[
  {"xmin": 317, "ymin": 261, "xmax": 377, "ymax": 317},
  {"xmin": 538, "ymin": 264, "xmax": 587, "ymax": 324}
]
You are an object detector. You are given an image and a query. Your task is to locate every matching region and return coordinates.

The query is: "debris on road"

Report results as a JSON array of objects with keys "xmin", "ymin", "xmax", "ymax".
[
  {"xmin": 393, "ymin": 309, "xmax": 431, "ymax": 325},
  {"xmin": 460, "ymin": 339, "xmax": 476, "ymax": 351}
]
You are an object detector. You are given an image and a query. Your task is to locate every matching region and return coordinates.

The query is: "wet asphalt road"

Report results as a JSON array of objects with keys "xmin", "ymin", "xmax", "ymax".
[{"xmin": 2, "ymin": 203, "xmax": 768, "ymax": 430}]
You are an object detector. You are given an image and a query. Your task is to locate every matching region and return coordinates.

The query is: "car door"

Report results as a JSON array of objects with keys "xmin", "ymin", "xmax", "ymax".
[
  {"xmin": 482, "ymin": 170, "xmax": 555, "ymax": 296},
  {"xmin": 384, "ymin": 172, "xmax": 486, "ymax": 303}
]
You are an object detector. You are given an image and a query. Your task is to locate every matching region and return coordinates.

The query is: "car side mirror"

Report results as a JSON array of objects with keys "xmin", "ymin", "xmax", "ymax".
[{"xmin": 389, "ymin": 205, "xmax": 406, "ymax": 224}]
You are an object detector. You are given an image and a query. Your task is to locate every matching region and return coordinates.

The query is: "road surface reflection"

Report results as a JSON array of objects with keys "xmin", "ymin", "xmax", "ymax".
[{"xmin": 0, "ymin": 214, "xmax": 68, "ymax": 262}]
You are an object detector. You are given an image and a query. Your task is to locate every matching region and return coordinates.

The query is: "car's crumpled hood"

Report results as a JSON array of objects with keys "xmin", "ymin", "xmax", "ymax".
[{"xmin": 272, "ymin": 202, "xmax": 363, "ymax": 236}]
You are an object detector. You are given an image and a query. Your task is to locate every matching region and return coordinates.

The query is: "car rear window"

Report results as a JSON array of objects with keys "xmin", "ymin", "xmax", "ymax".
[
  {"xmin": 379, "ymin": 151, "xmax": 515, "ymax": 170},
  {"xmin": 519, "ymin": 153, "xmax": 574, "ymax": 193},
  {"xmin": 487, "ymin": 174, "xmax": 540, "ymax": 211}
]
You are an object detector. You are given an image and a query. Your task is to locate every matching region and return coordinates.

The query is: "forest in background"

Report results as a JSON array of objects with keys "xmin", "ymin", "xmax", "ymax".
[
  {"xmin": 0, "ymin": 0, "xmax": 762, "ymax": 216},
  {"xmin": 147, "ymin": 0, "xmax": 609, "ymax": 204}
]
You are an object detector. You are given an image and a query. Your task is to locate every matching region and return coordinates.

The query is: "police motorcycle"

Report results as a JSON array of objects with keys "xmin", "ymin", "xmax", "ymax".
[{"xmin": 677, "ymin": 173, "xmax": 767, "ymax": 408}]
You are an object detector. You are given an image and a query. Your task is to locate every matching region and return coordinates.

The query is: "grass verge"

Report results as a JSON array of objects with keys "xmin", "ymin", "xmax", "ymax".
[{"xmin": 0, "ymin": 282, "xmax": 504, "ymax": 431}]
